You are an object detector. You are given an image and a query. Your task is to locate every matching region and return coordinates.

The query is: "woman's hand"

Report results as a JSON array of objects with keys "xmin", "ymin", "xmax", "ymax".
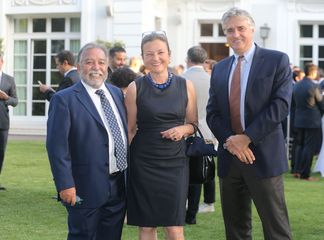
[
  {"xmin": 161, "ymin": 126, "xmax": 185, "ymax": 141},
  {"xmin": 160, "ymin": 124, "xmax": 194, "ymax": 141}
]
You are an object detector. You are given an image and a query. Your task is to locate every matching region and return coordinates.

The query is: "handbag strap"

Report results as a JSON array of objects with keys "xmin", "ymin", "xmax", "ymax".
[{"xmin": 189, "ymin": 123, "xmax": 205, "ymax": 139}]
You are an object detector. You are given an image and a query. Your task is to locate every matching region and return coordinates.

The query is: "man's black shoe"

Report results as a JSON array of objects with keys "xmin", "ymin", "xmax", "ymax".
[{"xmin": 0, "ymin": 185, "xmax": 6, "ymax": 191}]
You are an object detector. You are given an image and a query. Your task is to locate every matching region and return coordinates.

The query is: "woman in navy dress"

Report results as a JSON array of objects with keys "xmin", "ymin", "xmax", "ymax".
[{"xmin": 125, "ymin": 31, "xmax": 197, "ymax": 240}]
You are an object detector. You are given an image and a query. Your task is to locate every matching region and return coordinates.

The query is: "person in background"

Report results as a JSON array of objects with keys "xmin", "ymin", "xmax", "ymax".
[
  {"xmin": 289, "ymin": 67, "xmax": 305, "ymax": 174},
  {"xmin": 171, "ymin": 64, "xmax": 185, "ymax": 75},
  {"xmin": 293, "ymin": 63, "xmax": 324, "ymax": 181},
  {"xmin": 129, "ymin": 56, "xmax": 143, "ymax": 76},
  {"xmin": 0, "ymin": 53, "xmax": 18, "ymax": 191},
  {"xmin": 204, "ymin": 59, "xmax": 217, "ymax": 75},
  {"xmin": 107, "ymin": 46, "xmax": 127, "ymax": 81},
  {"xmin": 182, "ymin": 46, "xmax": 216, "ymax": 225},
  {"xmin": 46, "ymin": 43, "xmax": 127, "ymax": 240},
  {"xmin": 110, "ymin": 66, "xmax": 138, "ymax": 95},
  {"xmin": 206, "ymin": 7, "xmax": 292, "ymax": 239},
  {"xmin": 125, "ymin": 31, "xmax": 197, "ymax": 240},
  {"xmin": 39, "ymin": 50, "xmax": 80, "ymax": 101}
]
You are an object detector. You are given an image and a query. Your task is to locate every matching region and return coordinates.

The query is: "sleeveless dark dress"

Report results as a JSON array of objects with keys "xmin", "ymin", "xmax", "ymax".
[{"xmin": 127, "ymin": 74, "xmax": 189, "ymax": 227}]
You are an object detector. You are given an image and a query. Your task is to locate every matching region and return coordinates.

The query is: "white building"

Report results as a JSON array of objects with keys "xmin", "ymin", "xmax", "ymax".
[{"xmin": 0, "ymin": 0, "xmax": 324, "ymax": 135}]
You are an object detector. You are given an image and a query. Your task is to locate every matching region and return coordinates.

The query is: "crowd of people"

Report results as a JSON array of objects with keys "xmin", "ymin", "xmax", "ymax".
[{"xmin": 1, "ymin": 5, "xmax": 324, "ymax": 240}]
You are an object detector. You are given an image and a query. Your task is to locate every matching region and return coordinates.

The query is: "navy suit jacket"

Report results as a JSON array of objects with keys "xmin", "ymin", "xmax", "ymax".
[
  {"xmin": 293, "ymin": 77, "xmax": 324, "ymax": 129},
  {"xmin": 206, "ymin": 45, "xmax": 292, "ymax": 178},
  {"xmin": 44, "ymin": 69, "xmax": 80, "ymax": 101},
  {"xmin": 46, "ymin": 81, "xmax": 127, "ymax": 208}
]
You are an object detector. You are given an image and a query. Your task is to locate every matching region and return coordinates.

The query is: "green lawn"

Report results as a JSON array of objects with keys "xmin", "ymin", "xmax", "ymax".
[{"xmin": 0, "ymin": 139, "xmax": 323, "ymax": 240}]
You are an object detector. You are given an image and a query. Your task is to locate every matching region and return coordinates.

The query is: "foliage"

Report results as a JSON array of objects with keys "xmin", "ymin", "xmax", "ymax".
[
  {"xmin": 0, "ymin": 140, "xmax": 323, "ymax": 239},
  {"xmin": 96, "ymin": 39, "xmax": 125, "ymax": 50}
]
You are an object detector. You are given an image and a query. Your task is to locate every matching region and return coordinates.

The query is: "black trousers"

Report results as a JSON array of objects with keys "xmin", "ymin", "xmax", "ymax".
[
  {"xmin": 219, "ymin": 160, "xmax": 292, "ymax": 240},
  {"xmin": 0, "ymin": 129, "xmax": 9, "ymax": 175},
  {"xmin": 186, "ymin": 179, "xmax": 215, "ymax": 219},
  {"xmin": 294, "ymin": 128, "xmax": 322, "ymax": 178}
]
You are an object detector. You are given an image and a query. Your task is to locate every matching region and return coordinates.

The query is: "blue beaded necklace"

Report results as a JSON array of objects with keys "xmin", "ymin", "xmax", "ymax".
[{"xmin": 147, "ymin": 72, "xmax": 173, "ymax": 90}]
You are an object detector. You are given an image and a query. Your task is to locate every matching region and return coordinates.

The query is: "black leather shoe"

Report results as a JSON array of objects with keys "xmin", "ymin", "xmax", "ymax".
[
  {"xmin": 185, "ymin": 216, "xmax": 196, "ymax": 225},
  {"xmin": 0, "ymin": 185, "xmax": 6, "ymax": 190}
]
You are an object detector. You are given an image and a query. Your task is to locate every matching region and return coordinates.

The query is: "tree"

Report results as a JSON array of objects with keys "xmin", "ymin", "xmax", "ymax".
[{"xmin": 96, "ymin": 39, "xmax": 125, "ymax": 50}]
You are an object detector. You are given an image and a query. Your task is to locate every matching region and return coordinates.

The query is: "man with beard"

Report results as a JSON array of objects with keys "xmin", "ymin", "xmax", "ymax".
[{"xmin": 46, "ymin": 43, "xmax": 128, "ymax": 240}]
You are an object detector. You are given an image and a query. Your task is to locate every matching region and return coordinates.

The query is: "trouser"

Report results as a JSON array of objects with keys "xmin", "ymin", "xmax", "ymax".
[
  {"xmin": 186, "ymin": 179, "xmax": 215, "ymax": 218},
  {"xmin": 66, "ymin": 198, "xmax": 126, "ymax": 240},
  {"xmin": 219, "ymin": 160, "xmax": 292, "ymax": 240},
  {"xmin": 294, "ymin": 128, "xmax": 322, "ymax": 178},
  {"xmin": 0, "ymin": 129, "xmax": 9, "ymax": 175}
]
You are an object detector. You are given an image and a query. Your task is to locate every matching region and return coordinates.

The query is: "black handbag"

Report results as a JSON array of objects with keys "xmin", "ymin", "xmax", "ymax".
[{"xmin": 186, "ymin": 123, "xmax": 217, "ymax": 184}]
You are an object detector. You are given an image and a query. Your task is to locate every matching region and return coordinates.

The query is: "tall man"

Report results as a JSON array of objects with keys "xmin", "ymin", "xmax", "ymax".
[
  {"xmin": 293, "ymin": 63, "xmax": 324, "ymax": 180},
  {"xmin": 0, "ymin": 53, "xmax": 18, "ymax": 190},
  {"xmin": 182, "ymin": 46, "xmax": 215, "ymax": 225},
  {"xmin": 39, "ymin": 50, "xmax": 80, "ymax": 101},
  {"xmin": 206, "ymin": 8, "xmax": 292, "ymax": 240},
  {"xmin": 47, "ymin": 43, "xmax": 127, "ymax": 240}
]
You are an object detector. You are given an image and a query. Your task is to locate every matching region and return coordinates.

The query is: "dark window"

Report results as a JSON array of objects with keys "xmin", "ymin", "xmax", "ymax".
[
  {"xmin": 300, "ymin": 45, "xmax": 313, "ymax": 58},
  {"xmin": 319, "ymin": 46, "xmax": 324, "ymax": 58},
  {"xmin": 52, "ymin": 18, "xmax": 65, "ymax": 32},
  {"xmin": 33, "ymin": 72, "xmax": 46, "ymax": 85},
  {"xmin": 319, "ymin": 25, "xmax": 324, "ymax": 38},
  {"xmin": 33, "ymin": 56, "xmax": 46, "ymax": 69},
  {"xmin": 51, "ymin": 40, "xmax": 65, "ymax": 53},
  {"xmin": 300, "ymin": 25, "xmax": 313, "ymax": 38},
  {"xmin": 218, "ymin": 23, "xmax": 225, "ymax": 37},
  {"xmin": 32, "ymin": 102, "xmax": 45, "ymax": 116},
  {"xmin": 33, "ymin": 19, "xmax": 46, "ymax": 32},
  {"xmin": 201, "ymin": 24, "xmax": 213, "ymax": 37},
  {"xmin": 34, "ymin": 40, "xmax": 46, "ymax": 54}
]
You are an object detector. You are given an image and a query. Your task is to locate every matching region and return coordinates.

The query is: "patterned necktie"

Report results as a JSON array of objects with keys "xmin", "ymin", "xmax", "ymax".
[
  {"xmin": 229, "ymin": 56, "xmax": 244, "ymax": 134},
  {"xmin": 95, "ymin": 89, "xmax": 127, "ymax": 171}
]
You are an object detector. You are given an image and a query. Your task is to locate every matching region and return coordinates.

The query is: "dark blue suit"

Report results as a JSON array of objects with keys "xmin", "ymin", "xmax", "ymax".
[
  {"xmin": 47, "ymin": 81, "xmax": 127, "ymax": 240},
  {"xmin": 207, "ymin": 45, "xmax": 291, "ymax": 178},
  {"xmin": 293, "ymin": 77, "xmax": 324, "ymax": 178},
  {"xmin": 44, "ymin": 69, "xmax": 80, "ymax": 101},
  {"xmin": 207, "ymin": 45, "xmax": 292, "ymax": 239}
]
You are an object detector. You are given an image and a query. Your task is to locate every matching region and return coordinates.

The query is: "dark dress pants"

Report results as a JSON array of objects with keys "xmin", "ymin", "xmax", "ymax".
[
  {"xmin": 186, "ymin": 179, "xmax": 215, "ymax": 219},
  {"xmin": 66, "ymin": 174, "xmax": 126, "ymax": 240},
  {"xmin": 298, "ymin": 128, "xmax": 322, "ymax": 179},
  {"xmin": 295, "ymin": 128, "xmax": 322, "ymax": 178},
  {"xmin": 0, "ymin": 129, "xmax": 9, "ymax": 174},
  {"xmin": 186, "ymin": 184, "xmax": 201, "ymax": 219},
  {"xmin": 219, "ymin": 159, "xmax": 292, "ymax": 240}
]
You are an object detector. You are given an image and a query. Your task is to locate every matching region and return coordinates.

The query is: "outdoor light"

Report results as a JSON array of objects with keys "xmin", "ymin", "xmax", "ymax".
[{"xmin": 260, "ymin": 23, "xmax": 270, "ymax": 47}]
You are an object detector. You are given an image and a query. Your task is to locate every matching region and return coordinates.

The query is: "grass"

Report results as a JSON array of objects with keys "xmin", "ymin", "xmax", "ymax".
[{"xmin": 0, "ymin": 139, "xmax": 323, "ymax": 240}]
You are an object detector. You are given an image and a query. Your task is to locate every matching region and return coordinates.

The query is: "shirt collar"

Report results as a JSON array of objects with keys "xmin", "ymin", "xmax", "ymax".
[
  {"xmin": 64, "ymin": 67, "xmax": 77, "ymax": 77},
  {"xmin": 234, "ymin": 43, "xmax": 256, "ymax": 63},
  {"xmin": 81, "ymin": 80, "xmax": 107, "ymax": 95}
]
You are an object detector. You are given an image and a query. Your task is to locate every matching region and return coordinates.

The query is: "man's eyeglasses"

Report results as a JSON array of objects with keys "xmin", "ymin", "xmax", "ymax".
[{"xmin": 141, "ymin": 30, "xmax": 167, "ymax": 38}]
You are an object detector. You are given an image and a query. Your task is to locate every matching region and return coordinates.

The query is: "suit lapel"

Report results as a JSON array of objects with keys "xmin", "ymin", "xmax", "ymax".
[
  {"xmin": 74, "ymin": 82, "xmax": 106, "ymax": 129},
  {"xmin": 245, "ymin": 46, "xmax": 264, "ymax": 98},
  {"xmin": 223, "ymin": 56, "xmax": 235, "ymax": 107}
]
